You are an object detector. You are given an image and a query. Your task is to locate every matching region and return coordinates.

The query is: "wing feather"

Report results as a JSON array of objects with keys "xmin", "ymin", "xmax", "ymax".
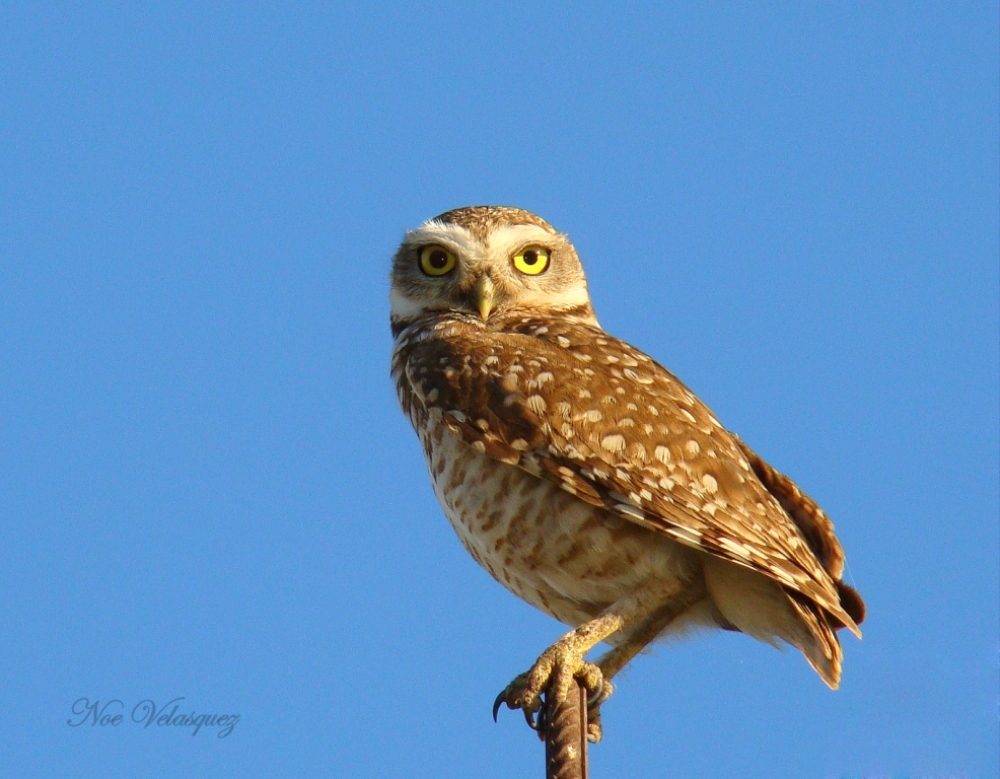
[{"xmin": 394, "ymin": 315, "xmax": 861, "ymax": 636}]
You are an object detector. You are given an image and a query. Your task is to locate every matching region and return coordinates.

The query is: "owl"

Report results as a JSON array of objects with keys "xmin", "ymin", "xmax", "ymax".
[{"xmin": 390, "ymin": 206, "xmax": 864, "ymax": 741}]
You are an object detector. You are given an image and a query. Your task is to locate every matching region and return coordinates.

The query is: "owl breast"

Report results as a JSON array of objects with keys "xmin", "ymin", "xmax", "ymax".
[{"xmin": 419, "ymin": 409, "xmax": 702, "ymax": 630}]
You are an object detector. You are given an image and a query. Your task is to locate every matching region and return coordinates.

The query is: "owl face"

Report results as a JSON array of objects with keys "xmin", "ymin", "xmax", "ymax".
[{"xmin": 390, "ymin": 206, "xmax": 595, "ymax": 326}]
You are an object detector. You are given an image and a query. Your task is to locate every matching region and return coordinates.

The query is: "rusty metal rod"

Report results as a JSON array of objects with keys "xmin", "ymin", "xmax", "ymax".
[{"xmin": 543, "ymin": 678, "xmax": 588, "ymax": 779}]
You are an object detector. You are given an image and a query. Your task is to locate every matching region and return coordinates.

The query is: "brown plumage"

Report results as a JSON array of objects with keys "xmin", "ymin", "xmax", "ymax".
[{"xmin": 390, "ymin": 206, "xmax": 864, "ymax": 739}]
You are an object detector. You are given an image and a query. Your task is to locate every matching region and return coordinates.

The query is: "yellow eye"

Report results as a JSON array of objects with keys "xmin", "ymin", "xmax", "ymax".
[
  {"xmin": 512, "ymin": 246, "xmax": 550, "ymax": 275},
  {"xmin": 419, "ymin": 246, "xmax": 457, "ymax": 277}
]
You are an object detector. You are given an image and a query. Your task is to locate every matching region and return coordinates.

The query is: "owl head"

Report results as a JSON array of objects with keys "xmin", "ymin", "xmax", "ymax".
[{"xmin": 390, "ymin": 206, "xmax": 597, "ymax": 331}]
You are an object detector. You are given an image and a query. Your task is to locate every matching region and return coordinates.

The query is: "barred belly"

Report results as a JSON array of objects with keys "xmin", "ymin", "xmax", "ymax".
[{"xmin": 421, "ymin": 417, "xmax": 701, "ymax": 629}]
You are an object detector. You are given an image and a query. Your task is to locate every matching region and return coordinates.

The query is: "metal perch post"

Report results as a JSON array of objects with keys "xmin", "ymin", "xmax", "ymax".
[{"xmin": 542, "ymin": 678, "xmax": 589, "ymax": 779}]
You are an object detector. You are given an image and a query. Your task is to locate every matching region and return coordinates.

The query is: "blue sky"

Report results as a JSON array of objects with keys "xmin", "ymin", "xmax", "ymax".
[{"xmin": 1, "ymin": 3, "xmax": 997, "ymax": 777}]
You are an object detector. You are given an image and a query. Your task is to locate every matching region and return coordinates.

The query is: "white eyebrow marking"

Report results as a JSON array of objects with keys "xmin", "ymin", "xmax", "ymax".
[
  {"xmin": 405, "ymin": 221, "xmax": 481, "ymax": 255},
  {"xmin": 482, "ymin": 224, "xmax": 558, "ymax": 253}
]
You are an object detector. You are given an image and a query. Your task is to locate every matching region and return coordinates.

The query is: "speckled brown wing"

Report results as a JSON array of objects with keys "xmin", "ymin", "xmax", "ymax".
[{"xmin": 394, "ymin": 312, "xmax": 862, "ymax": 636}]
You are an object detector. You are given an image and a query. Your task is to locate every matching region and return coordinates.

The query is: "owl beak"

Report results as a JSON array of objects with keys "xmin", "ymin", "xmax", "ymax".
[{"xmin": 474, "ymin": 275, "xmax": 496, "ymax": 321}]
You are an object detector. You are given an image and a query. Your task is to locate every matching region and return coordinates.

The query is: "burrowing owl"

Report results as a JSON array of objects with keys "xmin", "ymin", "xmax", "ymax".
[{"xmin": 390, "ymin": 206, "xmax": 864, "ymax": 740}]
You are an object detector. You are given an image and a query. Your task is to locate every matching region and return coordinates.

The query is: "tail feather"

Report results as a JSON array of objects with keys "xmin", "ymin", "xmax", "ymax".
[
  {"xmin": 704, "ymin": 555, "xmax": 847, "ymax": 688},
  {"xmin": 835, "ymin": 581, "xmax": 866, "ymax": 627},
  {"xmin": 785, "ymin": 592, "xmax": 843, "ymax": 689}
]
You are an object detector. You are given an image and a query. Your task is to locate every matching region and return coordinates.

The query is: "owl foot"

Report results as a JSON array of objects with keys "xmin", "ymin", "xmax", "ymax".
[
  {"xmin": 586, "ymin": 705, "xmax": 604, "ymax": 743},
  {"xmin": 492, "ymin": 646, "xmax": 613, "ymax": 742}
]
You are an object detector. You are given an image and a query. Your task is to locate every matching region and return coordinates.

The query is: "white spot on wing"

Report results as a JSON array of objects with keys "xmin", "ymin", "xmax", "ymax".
[
  {"xmin": 719, "ymin": 538, "xmax": 753, "ymax": 559},
  {"xmin": 526, "ymin": 395, "xmax": 547, "ymax": 414},
  {"xmin": 668, "ymin": 526, "xmax": 702, "ymax": 546},
  {"xmin": 601, "ymin": 434, "xmax": 626, "ymax": 453},
  {"xmin": 614, "ymin": 503, "xmax": 646, "ymax": 522}
]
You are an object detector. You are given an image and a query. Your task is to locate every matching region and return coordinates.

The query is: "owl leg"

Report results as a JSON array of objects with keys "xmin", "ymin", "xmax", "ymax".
[
  {"xmin": 596, "ymin": 581, "xmax": 708, "ymax": 680},
  {"xmin": 492, "ymin": 612, "xmax": 623, "ymax": 738},
  {"xmin": 584, "ymin": 582, "xmax": 708, "ymax": 741}
]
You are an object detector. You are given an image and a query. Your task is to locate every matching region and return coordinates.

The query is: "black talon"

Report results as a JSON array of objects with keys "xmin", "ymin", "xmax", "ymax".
[
  {"xmin": 523, "ymin": 707, "xmax": 537, "ymax": 730},
  {"xmin": 586, "ymin": 676, "xmax": 604, "ymax": 706},
  {"xmin": 492, "ymin": 691, "xmax": 506, "ymax": 722},
  {"xmin": 535, "ymin": 701, "xmax": 548, "ymax": 734}
]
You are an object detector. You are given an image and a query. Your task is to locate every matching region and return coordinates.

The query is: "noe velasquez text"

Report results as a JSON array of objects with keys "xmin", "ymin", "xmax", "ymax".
[{"xmin": 67, "ymin": 697, "xmax": 239, "ymax": 738}]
